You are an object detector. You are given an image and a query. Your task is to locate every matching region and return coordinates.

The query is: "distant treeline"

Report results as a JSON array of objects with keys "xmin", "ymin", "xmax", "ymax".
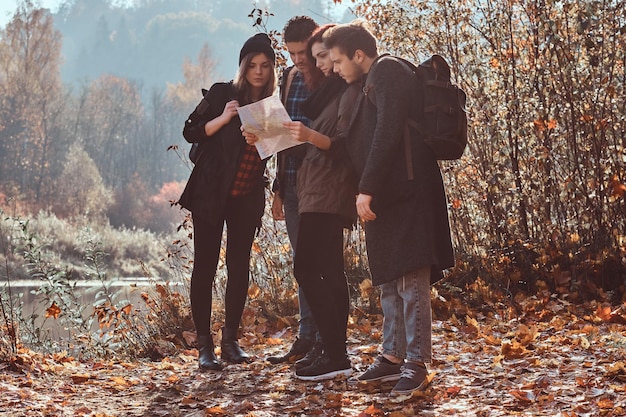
[{"xmin": 48, "ymin": 0, "xmax": 347, "ymax": 92}]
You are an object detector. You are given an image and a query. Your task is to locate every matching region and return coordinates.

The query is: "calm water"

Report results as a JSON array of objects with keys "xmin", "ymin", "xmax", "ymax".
[{"xmin": 1, "ymin": 278, "xmax": 185, "ymax": 340}]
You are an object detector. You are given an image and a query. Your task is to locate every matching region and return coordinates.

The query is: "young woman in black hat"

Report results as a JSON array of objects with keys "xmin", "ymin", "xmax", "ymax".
[{"xmin": 178, "ymin": 33, "xmax": 277, "ymax": 371}]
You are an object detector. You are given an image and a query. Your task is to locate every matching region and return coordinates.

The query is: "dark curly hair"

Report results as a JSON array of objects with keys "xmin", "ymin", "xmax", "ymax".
[{"xmin": 283, "ymin": 15, "xmax": 318, "ymax": 43}]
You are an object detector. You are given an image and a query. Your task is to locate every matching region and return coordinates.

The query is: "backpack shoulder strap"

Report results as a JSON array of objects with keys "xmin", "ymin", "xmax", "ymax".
[
  {"xmin": 364, "ymin": 55, "xmax": 419, "ymax": 181},
  {"xmin": 363, "ymin": 54, "xmax": 394, "ymax": 106},
  {"xmin": 280, "ymin": 66, "xmax": 298, "ymax": 105}
]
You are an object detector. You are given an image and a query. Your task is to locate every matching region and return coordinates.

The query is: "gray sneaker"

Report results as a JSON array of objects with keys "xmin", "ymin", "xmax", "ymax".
[
  {"xmin": 391, "ymin": 362, "xmax": 428, "ymax": 395},
  {"xmin": 350, "ymin": 355, "xmax": 403, "ymax": 383}
]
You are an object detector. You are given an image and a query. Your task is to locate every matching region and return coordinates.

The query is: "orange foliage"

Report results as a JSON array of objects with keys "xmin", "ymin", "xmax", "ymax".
[
  {"xmin": 44, "ymin": 302, "xmax": 61, "ymax": 319},
  {"xmin": 609, "ymin": 175, "xmax": 626, "ymax": 198}
]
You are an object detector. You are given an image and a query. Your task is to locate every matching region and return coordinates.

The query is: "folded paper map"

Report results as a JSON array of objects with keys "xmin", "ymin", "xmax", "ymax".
[{"xmin": 237, "ymin": 95, "xmax": 303, "ymax": 159}]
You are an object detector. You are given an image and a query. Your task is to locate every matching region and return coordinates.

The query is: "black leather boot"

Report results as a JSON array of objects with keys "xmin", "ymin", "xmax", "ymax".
[
  {"xmin": 220, "ymin": 327, "xmax": 251, "ymax": 363},
  {"xmin": 197, "ymin": 334, "xmax": 223, "ymax": 371}
]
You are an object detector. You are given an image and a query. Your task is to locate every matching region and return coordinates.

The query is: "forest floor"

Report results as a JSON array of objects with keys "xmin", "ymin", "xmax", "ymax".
[{"xmin": 1, "ymin": 293, "xmax": 625, "ymax": 417}]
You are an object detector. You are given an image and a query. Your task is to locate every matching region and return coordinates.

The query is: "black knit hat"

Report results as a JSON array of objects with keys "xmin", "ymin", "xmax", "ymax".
[{"xmin": 239, "ymin": 33, "xmax": 275, "ymax": 65}]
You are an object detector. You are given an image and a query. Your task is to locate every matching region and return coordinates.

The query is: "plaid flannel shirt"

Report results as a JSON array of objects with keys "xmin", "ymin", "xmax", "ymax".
[
  {"xmin": 283, "ymin": 71, "xmax": 312, "ymax": 186},
  {"xmin": 230, "ymin": 144, "xmax": 264, "ymax": 197}
]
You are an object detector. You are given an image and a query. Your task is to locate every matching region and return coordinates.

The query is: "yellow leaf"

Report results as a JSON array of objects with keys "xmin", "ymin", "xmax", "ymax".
[
  {"xmin": 363, "ymin": 403, "xmax": 384, "ymax": 416},
  {"xmin": 359, "ymin": 279, "xmax": 374, "ymax": 298},
  {"xmin": 485, "ymin": 335, "xmax": 502, "ymax": 346},
  {"xmin": 510, "ymin": 389, "xmax": 534, "ymax": 403},
  {"xmin": 598, "ymin": 398, "xmax": 615, "ymax": 409},
  {"xmin": 247, "ymin": 283, "xmax": 261, "ymax": 299},
  {"xmin": 110, "ymin": 376, "xmax": 129, "ymax": 387},
  {"xmin": 70, "ymin": 374, "xmax": 91, "ymax": 384},
  {"xmin": 533, "ymin": 119, "xmax": 545, "ymax": 131},
  {"xmin": 609, "ymin": 175, "xmax": 626, "ymax": 198},
  {"xmin": 595, "ymin": 304, "xmax": 612, "ymax": 321},
  {"xmin": 501, "ymin": 339, "xmax": 527, "ymax": 359},
  {"xmin": 515, "ymin": 324, "xmax": 538, "ymax": 346},
  {"xmin": 205, "ymin": 406, "xmax": 227, "ymax": 416},
  {"xmin": 579, "ymin": 336, "xmax": 590, "ymax": 349},
  {"xmin": 45, "ymin": 302, "xmax": 62, "ymax": 319},
  {"xmin": 546, "ymin": 119, "xmax": 557, "ymax": 130}
]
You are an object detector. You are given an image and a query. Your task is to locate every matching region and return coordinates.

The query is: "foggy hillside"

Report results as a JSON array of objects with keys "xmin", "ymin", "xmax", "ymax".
[{"xmin": 47, "ymin": 0, "xmax": 352, "ymax": 95}]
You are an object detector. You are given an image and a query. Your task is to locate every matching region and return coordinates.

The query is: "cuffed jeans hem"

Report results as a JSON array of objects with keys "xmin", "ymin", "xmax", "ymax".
[
  {"xmin": 382, "ymin": 350, "xmax": 431, "ymax": 364},
  {"xmin": 382, "ymin": 349, "xmax": 406, "ymax": 361}
]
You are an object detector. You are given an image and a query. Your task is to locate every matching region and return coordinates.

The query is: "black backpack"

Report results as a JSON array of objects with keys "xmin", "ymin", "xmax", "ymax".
[
  {"xmin": 188, "ymin": 88, "xmax": 209, "ymax": 164},
  {"xmin": 366, "ymin": 54, "xmax": 468, "ymax": 165}
]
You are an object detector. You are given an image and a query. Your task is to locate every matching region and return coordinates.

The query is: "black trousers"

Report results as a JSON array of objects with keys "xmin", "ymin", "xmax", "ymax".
[
  {"xmin": 190, "ymin": 191, "xmax": 260, "ymax": 336},
  {"xmin": 294, "ymin": 212, "xmax": 350, "ymax": 359}
]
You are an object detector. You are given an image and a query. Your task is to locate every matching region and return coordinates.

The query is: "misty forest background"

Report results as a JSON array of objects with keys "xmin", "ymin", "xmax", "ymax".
[{"xmin": 0, "ymin": 0, "xmax": 625, "ymax": 357}]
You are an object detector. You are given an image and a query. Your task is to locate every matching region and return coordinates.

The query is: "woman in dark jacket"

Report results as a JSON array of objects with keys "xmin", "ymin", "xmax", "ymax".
[
  {"xmin": 246, "ymin": 24, "xmax": 360, "ymax": 381},
  {"xmin": 178, "ymin": 33, "xmax": 277, "ymax": 371}
]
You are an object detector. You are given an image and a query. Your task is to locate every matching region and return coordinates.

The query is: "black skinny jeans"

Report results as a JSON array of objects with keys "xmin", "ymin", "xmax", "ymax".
[
  {"xmin": 294, "ymin": 212, "xmax": 350, "ymax": 360},
  {"xmin": 190, "ymin": 191, "xmax": 259, "ymax": 336}
]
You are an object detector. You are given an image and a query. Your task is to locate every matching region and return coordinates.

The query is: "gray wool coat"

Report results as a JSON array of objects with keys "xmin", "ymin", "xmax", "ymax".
[{"xmin": 342, "ymin": 55, "xmax": 455, "ymax": 286}]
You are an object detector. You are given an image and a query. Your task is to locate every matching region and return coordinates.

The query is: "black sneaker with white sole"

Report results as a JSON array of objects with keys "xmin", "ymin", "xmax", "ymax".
[
  {"xmin": 294, "ymin": 353, "xmax": 352, "ymax": 381},
  {"xmin": 295, "ymin": 341, "xmax": 323, "ymax": 370},
  {"xmin": 390, "ymin": 362, "xmax": 428, "ymax": 395}
]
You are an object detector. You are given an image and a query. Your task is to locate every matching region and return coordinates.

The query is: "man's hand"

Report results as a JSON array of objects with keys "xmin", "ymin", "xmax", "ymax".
[
  {"xmin": 272, "ymin": 194, "xmax": 285, "ymax": 220},
  {"xmin": 356, "ymin": 193, "xmax": 376, "ymax": 222}
]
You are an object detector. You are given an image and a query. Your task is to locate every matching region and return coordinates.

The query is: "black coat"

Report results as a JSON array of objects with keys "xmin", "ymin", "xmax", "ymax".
[
  {"xmin": 178, "ymin": 82, "xmax": 266, "ymax": 226},
  {"xmin": 344, "ymin": 56, "xmax": 455, "ymax": 285}
]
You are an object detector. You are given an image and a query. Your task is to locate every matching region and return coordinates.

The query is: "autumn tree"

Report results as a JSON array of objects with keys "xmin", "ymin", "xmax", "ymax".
[
  {"xmin": 0, "ymin": 1, "xmax": 68, "ymax": 206},
  {"xmin": 76, "ymin": 74, "xmax": 144, "ymax": 190},
  {"xmin": 53, "ymin": 143, "xmax": 113, "ymax": 219},
  {"xmin": 347, "ymin": 0, "xmax": 625, "ymax": 291},
  {"xmin": 159, "ymin": 43, "xmax": 219, "ymax": 174},
  {"xmin": 166, "ymin": 43, "xmax": 216, "ymax": 108}
]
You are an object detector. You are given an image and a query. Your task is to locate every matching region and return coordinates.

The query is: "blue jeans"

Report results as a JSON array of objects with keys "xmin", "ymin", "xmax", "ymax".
[
  {"xmin": 380, "ymin": 266, "xmax": 432, "ymax": 363},
  {"xmin": 282, "ymin": 182, "xmax": 319, "ymax": 341}
]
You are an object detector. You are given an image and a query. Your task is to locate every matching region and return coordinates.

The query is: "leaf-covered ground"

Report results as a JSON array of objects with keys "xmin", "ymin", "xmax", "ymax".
[{"xmin": 1, "ymin": 295, "xmax": 625, "ymax": 417}]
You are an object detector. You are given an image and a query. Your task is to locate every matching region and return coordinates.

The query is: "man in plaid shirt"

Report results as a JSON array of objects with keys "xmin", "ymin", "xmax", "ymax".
[{"xmin": 267, "ymin": 15, "xmax": 324, "ymax": 366}]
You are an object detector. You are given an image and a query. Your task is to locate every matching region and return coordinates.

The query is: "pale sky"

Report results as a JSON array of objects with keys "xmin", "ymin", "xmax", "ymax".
[
  {"xmin": 0, "ymin": 0, "xmax": 64, "ymax": 27},
  {"xmin": 0, "ymin": 1, "xmax": 352, "ymax": 28}
]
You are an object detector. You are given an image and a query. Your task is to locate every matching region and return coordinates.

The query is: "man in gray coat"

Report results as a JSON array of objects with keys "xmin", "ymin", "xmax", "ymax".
[{"xmin": 324, "ymin": 20, "xmax": 455, "ymax": 396}]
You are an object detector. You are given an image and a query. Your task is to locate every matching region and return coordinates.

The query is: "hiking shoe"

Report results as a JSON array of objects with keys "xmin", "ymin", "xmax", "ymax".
[
  {"xmin": 295, "ymin": 354, "xmax": 352, "ymax": 381},
  {"xmin": 294, "ymin": 342, "xmax": 323, "ymax": 370},
  {"xmin": 267, "ymin": 337, "xmax": 312, "ymax": 364},
  {"xmin": 391, "ymin": 362, "xmax": 428, "ymax": 395},
  {"xmin": 350, "ymin": 355, "xmax": 403, "ymax": 383}
]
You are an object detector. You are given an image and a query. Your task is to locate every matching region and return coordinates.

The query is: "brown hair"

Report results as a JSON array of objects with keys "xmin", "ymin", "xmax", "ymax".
[
  {"xmin": 323, "ymin": 19, "xmax": 377, "ymax": 59},
  {"xmin": 306, "ymin": 23, "xmax": 337, "ymax": 90},
  {"xmin": 233, "ymin": 52, "xmax": 277, "ymax": 105}
]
